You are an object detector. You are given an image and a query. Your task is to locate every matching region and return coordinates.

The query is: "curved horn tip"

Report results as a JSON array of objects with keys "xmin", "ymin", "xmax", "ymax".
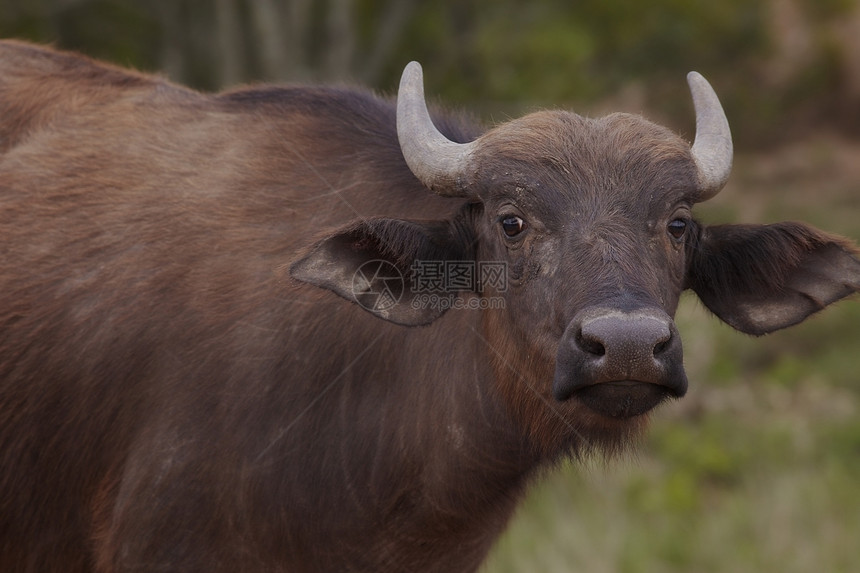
[
  {"xmin": 686, "ymin": 70, "xmax": 733, "ymax": 202},
  {"xmin": 399, "ymin": 61, "xmax": 423, "ymax": 91},
  {"xmin": 686, "ymin": 70, "xmax": 705, "ymax": 86}
]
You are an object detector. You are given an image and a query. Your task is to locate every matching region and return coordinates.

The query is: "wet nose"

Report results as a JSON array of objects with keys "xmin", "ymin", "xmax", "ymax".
[
  {"xmin": 577, "ymin": 311, "xmax": 672, "ymax": 367},
  {"xmin": 553, "ymin": 307, "xmax": 688, "ymax": 417}
]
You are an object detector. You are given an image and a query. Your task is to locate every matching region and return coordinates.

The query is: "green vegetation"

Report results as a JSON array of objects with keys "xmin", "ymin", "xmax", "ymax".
[{"xmin": 3, "ymin": 1, "xmax": 860, "ymax": 146}]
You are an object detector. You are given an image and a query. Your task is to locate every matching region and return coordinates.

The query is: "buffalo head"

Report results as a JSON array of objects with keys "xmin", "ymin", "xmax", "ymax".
[{"xmin": 292, "ymin": 63, "xmax": 860, "ymax": 447}]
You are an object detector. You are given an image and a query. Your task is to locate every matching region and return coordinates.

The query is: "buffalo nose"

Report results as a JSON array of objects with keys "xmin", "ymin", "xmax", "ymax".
[
  {"xmin": 553, "ymin": 307, "xmax": 688, "ymax": 417},
  {"xmin": 577, "ymin": 312, "xmax": 672, "ymax": 365}
]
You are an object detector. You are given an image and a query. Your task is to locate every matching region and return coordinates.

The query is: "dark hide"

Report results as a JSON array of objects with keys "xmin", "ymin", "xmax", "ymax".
[{"xmin": 1, "ymin": 41, "xmax": 858, "ymax": 573}]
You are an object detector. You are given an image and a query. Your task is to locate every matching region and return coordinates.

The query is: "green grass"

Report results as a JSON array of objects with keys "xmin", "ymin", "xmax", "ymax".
[{"xmin": 482, "ymin": 139, "xmax": 860, "ymax": 572}]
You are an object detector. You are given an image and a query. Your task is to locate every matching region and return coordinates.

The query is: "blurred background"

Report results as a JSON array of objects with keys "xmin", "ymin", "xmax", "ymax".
[{"xmin": 2, "ymin": 1, "xmax": 858, "ymax": 571}]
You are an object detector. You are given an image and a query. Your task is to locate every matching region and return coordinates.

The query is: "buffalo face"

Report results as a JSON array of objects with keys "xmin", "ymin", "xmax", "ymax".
[
  {"xmin": 460, "ymin": 109, "xmax": 701, "ymax": 423},
  {"xmin": 292, "ymin": 63, "xmax": 860, "ymax": 451}
]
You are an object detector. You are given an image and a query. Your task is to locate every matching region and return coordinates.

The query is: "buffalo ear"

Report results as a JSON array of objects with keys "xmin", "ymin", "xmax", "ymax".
[
  {"xmin": 687, "ymin": 222, "xmax": 860, "ymax": 335},
  {"xmin": 290, "ymin": 217, "xmax": 473, "ymax": 326}
]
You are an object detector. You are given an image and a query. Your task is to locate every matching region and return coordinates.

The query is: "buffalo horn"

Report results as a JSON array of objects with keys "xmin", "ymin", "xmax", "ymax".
[
  {"xmin": 687, "ymin": 71, "xmax": 733, "ymax": 201},
  {"xmin": 396, "ymin": 61, "xmax": 475, "ymax": 197}
]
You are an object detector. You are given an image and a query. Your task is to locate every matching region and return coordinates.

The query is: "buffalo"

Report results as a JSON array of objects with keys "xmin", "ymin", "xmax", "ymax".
[{"xmin": 0, "ymin": 40, "xmax": 858, "ymax": 572}]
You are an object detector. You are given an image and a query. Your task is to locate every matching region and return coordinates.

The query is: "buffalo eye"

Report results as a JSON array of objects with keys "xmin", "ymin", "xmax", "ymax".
[
  {"xmin": 501, "ymin": 215, "xmax": 527, "ymax": 237},
  {"xmin": 667, "ymin": 218, "xmax": 688, "ymax": 240}
]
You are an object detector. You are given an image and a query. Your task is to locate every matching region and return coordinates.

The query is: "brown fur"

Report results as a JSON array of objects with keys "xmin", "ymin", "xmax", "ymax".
[
  {"xmin": 0, "ymin": 40, "xmax": 526, "ymax": 573},
  {"xmin": 2, "ymin": 41, "xmax": 858, "ymax": 573}
]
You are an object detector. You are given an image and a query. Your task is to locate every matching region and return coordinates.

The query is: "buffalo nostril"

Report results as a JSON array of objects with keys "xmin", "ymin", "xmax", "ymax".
[
  {"xmin": 576, "ymin": 330, "xmax": 605, "ymax": 357},
  {"xmin": 652, "ymin": 332, "xmax": 672, "ymax": 356}
]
